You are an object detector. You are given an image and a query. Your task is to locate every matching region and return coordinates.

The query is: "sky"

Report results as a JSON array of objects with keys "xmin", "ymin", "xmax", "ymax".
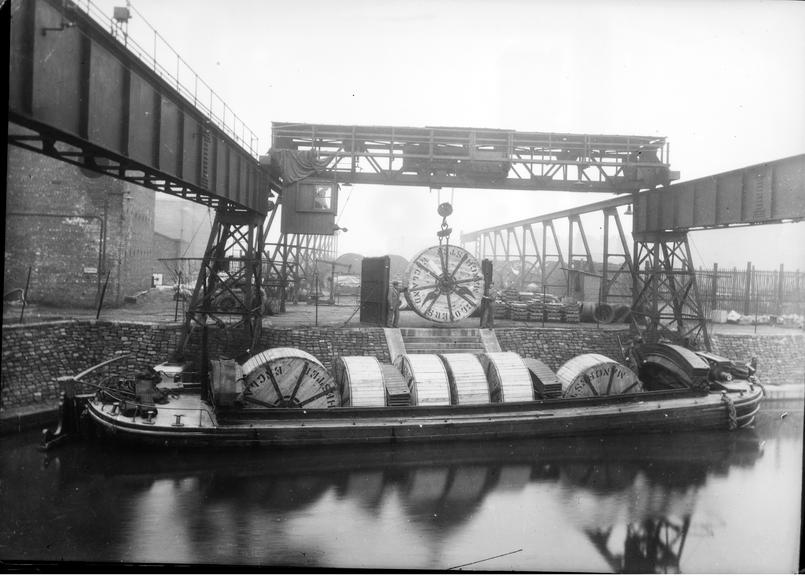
[{"xmin": 93, "ymin": 0, "xmax": 805, "ymax": 269}]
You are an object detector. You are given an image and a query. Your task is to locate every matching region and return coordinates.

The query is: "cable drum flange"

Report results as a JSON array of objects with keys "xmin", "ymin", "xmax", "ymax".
[
  {"xmin": 403, "ymin": 245, "xmax": 483, "ymax": 323},
  {"xmin": 241, "ymin": 347, "xmax": 339, "ymax": 408},
  {"xmin": 556, "ymin": 354, "xmax": 642, "ymax": 398}
]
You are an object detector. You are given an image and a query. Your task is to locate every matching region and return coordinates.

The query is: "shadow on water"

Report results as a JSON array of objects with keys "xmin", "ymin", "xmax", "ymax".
[{"xmin": 0, "ymin": 401, "xmax": 801, "ymax": 571}]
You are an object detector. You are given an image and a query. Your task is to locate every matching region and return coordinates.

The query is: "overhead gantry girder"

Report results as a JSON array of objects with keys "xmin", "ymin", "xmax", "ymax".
[
  {"xmin": 460, "ymin": 196, "xmax": 635, "ymax": 303},
  {"xmin": 271, "ymin": 122, "xmax": 676, "ymax": 193}
]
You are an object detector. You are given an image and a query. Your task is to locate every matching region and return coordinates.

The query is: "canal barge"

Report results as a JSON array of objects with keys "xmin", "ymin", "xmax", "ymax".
[{"xmin": 43, "ymin": 342, "xmax": 763, "ymax": 449}]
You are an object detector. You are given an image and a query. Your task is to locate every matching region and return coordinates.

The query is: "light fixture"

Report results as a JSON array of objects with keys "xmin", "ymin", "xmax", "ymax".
[
  {"xmin": 625, "ymin": 204, "xmax": 633, "ymax": 215},
  {"xmin": 113, "ymin": 6, "xmax": 131, "ymax": 22}
]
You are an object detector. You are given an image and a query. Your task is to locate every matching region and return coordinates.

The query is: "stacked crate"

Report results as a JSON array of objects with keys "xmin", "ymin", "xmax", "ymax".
[{"xmin": 494, "ymin": 299, "xmax": 509, "ymax": 319}]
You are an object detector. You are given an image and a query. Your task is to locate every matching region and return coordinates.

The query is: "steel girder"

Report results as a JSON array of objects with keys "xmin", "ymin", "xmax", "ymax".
[
  {"xmin": 181, "ymin": 210, "xmax": 266, "ymax": 354},
  {"xmin": 461, "ymin": 196, "xmax": 634, "ymax": 302},
  {"xmin": 9, "ymin": 0, "xmax": 276, "ymax": 215},
  {"xmin": 271, "ymin": 122, "xmax": 676, "ymax": 193},
  {"xmin": 631, "ymin": 232, "xmax": 711, "ymax": 350},
  {"xmin": 634, "ymin": 154, "xmax": 805, "ymax": 234}
]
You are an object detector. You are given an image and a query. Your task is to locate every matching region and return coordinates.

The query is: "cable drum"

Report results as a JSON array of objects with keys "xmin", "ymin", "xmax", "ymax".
[
  {"xmin": 580, "ymin": 302, "xmax": 597, "ymax": 323},
  {"xmin": 404, "ymin": 245, "xmax": 483, "ymax": 323},
  {"xmin": 333, "ymin": 356, "xmax": 388, "ymax": 408},
  {"xmin": 556, "ymin": 353, "xmax": 642, "ymax": 398},
  {"xmin": 479, "ymin": 352, "xmax": 534, "ymax": 403},
  {"xmin": 594, "ymin": 303, "xmax": 615, "ymax": 324},
  {"xmin": 395, "ymin": 354, "xmax": 451, "ymax": 406},
  {"xmin": 439, "ymin": 353, "xmax": 490, "ymax": 405},
  {"xmin": 241, "ymin": 348, "xmax": 339, "ymax": 408}
]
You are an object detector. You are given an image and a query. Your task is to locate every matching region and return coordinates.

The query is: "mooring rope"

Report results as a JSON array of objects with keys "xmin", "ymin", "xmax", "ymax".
[{"xmin": 721, "ymin": 392, "xmax": 738, "ymax": 430}]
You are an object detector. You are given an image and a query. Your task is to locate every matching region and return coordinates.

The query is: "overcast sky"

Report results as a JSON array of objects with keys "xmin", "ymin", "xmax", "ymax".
[{"xmin": 96, "ymin": 0, "xmax": 805, "ymax": 269}]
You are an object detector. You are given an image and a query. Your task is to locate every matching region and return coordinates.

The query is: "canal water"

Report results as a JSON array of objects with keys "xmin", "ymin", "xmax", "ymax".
[{"xmin": 1, "ymin": 400, "xmax": 802, "ymax": 572}]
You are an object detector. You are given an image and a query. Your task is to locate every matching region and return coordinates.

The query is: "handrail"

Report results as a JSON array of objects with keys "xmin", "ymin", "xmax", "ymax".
[{"xmin": 69, "ymin": 0, "xmax": 261, "ymax": 158}]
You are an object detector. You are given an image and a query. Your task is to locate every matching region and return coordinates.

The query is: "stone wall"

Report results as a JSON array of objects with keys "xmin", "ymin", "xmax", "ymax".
[
  {"xmin": 494, "ymin": 326, "xmax": 630, "ymax": 371},
  {"xmin": 1, "ymin": 321, "xmax": 181, "ymax": 409},
  {"xmin": 0, "ymin": 321, "xmax": 390, "ymax": 411},
  {"xmin": 711, "ymin": 333, "xmax": 804, "ymax": 386},
  {"xmin": 2, "ymin": 320, "xmax": 802, "ymax": 412}
]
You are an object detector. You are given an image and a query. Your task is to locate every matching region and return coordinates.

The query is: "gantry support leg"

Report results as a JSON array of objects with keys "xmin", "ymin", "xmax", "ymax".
[
  {"xmin": 631, "ymin": 231, "xmax": 711, "ymax": 350},
  {"xmin": 180, "ymin": 209, "xmax": 266, "ymax": 356}
]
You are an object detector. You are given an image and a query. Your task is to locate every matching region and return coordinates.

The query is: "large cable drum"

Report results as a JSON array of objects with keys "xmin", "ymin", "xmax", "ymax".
[
  {"xmin": 395, "ymin": 354, "xmax": 451, "ymax": 406},
  {"xmin": 241, "ymin": 347, "xmax": 339, "ymax": 408},
  {"xmin": 439, "ymin": 353, "xmax": 490, "ymax": 405},
  {"xmin": 333, "ymin": 356, "xmax": 388, "ymax": 408},
  {"xmin": 556, "ymin": 353, "xmax": 642, "ymax": 398},
  {"xmin": 479, "ymin": 352, "xmax": 535, "ymax": 403},
  {"xmin": 404, "ymin": 245, "xmax": 484, "ymax": 323}
]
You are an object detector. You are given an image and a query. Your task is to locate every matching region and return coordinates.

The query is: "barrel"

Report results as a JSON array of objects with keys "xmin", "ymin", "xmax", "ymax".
[
  {"xmin": 241, "ymin": 347, "xmax": 338, "ymax": 408},
  {"xmin": 439, "ymin": 353, "xmax": 490, "ymax": 405},
  {"xmin": 479, "ymin": 352, "xmax": 534, "ymax": 403},
  {"xmin": 334, "ymin": 356, "xmax": 387, "ymax": 408},
  {"xmin": 395, "ymin": 354, "xmax": 451, "ymax": 406},
  {"xmin": 556, "ymin": 353, "xmax": 642, "ymax": 398}
]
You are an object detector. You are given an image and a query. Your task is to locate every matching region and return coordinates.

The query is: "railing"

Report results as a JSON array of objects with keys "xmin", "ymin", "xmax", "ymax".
[{"xmin": 71, "ymin": 0, "xmax": 261, "ymax": 157}]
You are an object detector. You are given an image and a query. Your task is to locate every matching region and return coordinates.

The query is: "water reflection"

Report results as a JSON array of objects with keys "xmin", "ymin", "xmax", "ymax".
[{"xmin": 1, "ymin": 403, "xmax": 800, "ymax": 571}]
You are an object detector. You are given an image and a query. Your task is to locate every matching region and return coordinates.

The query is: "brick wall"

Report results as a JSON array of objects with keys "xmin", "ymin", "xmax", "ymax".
[
  {"xmin": 5, "ymin": 144, "xmax": 156, "ymax": 307},
  {"xmin": 2, "ymin": 321, "xmax": 802, "ymax": 411}
]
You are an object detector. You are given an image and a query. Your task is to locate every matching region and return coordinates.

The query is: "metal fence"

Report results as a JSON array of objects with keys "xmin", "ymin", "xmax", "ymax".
[{"xmin": 696, "ymin": 264, "xmax": 804, "ymax": 318}]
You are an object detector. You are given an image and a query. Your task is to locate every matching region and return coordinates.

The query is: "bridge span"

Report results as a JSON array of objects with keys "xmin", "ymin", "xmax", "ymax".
[{"xmin": 8, "ymin": 0, "xmax": 276, "ymax": 214}]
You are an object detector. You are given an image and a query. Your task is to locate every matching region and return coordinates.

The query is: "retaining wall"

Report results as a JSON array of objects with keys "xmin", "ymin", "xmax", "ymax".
[{"xmin": 2, "ymin": 321, "xmax": 803, "ymax": 412}]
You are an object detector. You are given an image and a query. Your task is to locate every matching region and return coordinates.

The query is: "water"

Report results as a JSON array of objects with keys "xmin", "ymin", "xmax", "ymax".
[{"xmin": 1, "ymin": 400, "xmax": 802, "ymax": 572}]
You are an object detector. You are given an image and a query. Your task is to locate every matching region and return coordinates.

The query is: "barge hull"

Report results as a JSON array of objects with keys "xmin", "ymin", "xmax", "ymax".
[{"xmin": 85, "ymin": 387, "xmax": 763, "ymax": 448}]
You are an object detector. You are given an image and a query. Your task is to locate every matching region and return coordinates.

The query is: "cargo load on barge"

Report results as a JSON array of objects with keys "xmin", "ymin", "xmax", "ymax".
[{"xmin": 42, "ymin": 341, "xmax": 763, "ymax": 449}]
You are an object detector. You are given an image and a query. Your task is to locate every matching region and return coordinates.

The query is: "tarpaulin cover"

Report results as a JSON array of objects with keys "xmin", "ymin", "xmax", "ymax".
[{"xmin": 268, "ymin": 148, "xmax": 331, "ymax": 183}]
